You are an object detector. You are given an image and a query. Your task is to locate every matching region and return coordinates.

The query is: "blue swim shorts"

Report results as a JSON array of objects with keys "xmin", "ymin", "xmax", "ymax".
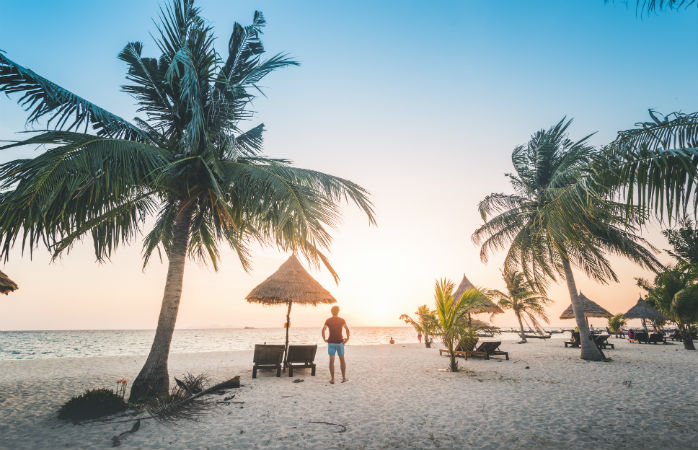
[{"xmin": 328, "ymin": 342, "xmax": 345, "ymax": 356}]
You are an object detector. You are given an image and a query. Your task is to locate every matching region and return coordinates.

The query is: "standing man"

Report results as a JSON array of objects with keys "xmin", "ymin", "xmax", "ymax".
[{"xmin": 322, "ymin": 305, "xmax": 350, "ymax": 384}]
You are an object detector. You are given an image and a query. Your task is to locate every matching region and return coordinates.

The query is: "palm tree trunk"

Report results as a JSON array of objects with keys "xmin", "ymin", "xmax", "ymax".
[
  {"xmin": 561, "ymin": 256, "xmax": 604, "ymax": 361},
  {"xmin": 284, "ymin": 301, "xmax": 292, "ymax": 367},
  {"xmin": 516, "ymin": 311, "xmax": 527, "ymax": 343},
  {"xmin": 681, "ymin": 323, "xmax": 695, "ymax": 350},
  {"xmin": 129, "ymin": 206, "xmax": 193, "ymax": 402},
  {"xmin": 448, "ymin": 341, "xmax": 458, "ymax": 372}
]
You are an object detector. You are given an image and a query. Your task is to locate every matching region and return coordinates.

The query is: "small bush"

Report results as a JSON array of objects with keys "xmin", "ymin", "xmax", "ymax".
[{"xmin": 58, "ymin": 388, "xmax": 128, "ymax": 422}]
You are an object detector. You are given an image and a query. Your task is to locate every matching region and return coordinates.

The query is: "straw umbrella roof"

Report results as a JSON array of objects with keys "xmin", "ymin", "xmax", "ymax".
[
  {"xmin": 0, "ymin": 270, "xmax": 18, "ymax": 295},
  {"xmin": 246, "ymin": 255, "xmax": 336, "ymax": 305},
  {"xmin": 453, "ymin": 274, "xmax": 503, "ymax": 315},
  {"xmin": 623, "ymin": 298, "xmax": 667, "ymax": 321},
  {"xmin": 559, "ymin": 292, "xmax": 612, "ymax": 319}
]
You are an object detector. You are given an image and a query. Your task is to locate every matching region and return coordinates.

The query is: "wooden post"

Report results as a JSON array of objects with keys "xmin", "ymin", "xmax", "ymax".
[{"xmin": 284, "ymin": 301, "xmax": 292, "ymax": 369}]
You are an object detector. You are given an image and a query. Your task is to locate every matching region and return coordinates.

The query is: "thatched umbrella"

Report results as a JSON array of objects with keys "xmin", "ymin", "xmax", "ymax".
[
  {"xmin": 0, "ymin": 270, "xmax": 18, "ymax": 294},
  {"xmin": 623, "ymin": 297, "xmax": 667, "ymax": 331},
  {"xmin": 559, "ymin": 292, "xmax": 612, "ymax": 327},
  {"xmin": 246, "ymin": 255, "xmax": 336, "ymax": 363},
  {"xmin": 453, "ymin": 275, "xmax": 503, "ymax": 315}
]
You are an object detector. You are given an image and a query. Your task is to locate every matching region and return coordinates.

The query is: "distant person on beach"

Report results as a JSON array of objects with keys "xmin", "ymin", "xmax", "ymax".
[
  {"xmin": 417, "ymin": 332, "xmax": 422, "ymax": 343},
  {"xmin": 322, "ymin": 306, "xmax": 350, "ymax": 384},
  {"xmin": 389, "ymin": 337, "xmax": 395, "ymax": 344}
]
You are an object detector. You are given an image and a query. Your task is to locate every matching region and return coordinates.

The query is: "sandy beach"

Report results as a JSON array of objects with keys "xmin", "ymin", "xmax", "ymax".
[{"xmin": 1, "ymin": 338, "xmax": 697, "ymax": 450}]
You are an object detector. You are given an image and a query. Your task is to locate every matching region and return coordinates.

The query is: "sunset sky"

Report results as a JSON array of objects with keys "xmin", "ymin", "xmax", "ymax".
[{"xmin": 0, "ymin": 0, "xmax": 696, "ymax": 330}]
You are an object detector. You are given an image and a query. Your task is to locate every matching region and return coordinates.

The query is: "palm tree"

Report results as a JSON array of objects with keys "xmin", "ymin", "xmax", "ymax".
[
  {"xmin": 0, "ymin": 1, "xmax": 375, "ymax": 402},
  {"xmin": 399, "ymin": 305, "xmax": 437, "ymax": 348},
  {"xmin": 432, "ymin": 278, "xmax": 492, "ymax": 372},
  {"xmin": 638, "ymin": 266, "xmax": 697, "ymax": 349},
  {"xmin": 606, "ymin": 0, "xmax": 696, "ymax": 14},
  {"xmin": 489, "ymin": 269, "xmax": 552, "ymax": 343},
  {"xmin": 473, "ymin": 119, "xmax": 663, "ymax": 361}
]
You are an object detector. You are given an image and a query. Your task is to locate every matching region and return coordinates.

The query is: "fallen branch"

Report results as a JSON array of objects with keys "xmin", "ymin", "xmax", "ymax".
[
  {"xmin": 111, "ymin": 419, "xmax": 140, "ymax": 447},
  {"xmin": 148, "ymin": 376, "xmax": 240, "ymax": 422},
  {"xmin": 309, "ymin": 421, "xmax": 347, "ymax": 433}
]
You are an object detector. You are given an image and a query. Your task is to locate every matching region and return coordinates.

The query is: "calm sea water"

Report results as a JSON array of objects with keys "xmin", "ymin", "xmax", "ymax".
[
  {"xmin": 0, "ymin": 327, "xmax": 568, "ymax": 360},
  {"xmin": 0, "ymin": 327, "xmax": 414, "ymax": 360}
]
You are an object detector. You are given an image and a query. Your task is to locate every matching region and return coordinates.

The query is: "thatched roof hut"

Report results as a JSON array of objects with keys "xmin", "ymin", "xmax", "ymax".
[
  {"xmin": 246, "ymin": 255, "xmax": 336, "ymax": 306},
  {"xmin": 623, "ymin": 298, "xmax": 667, "ymax": 321},
  {"xmin": 559, "ymin": 292, "xmax": 612, "ymax": 319},
  {"xmin": 453, "ymin": 275, "xmax": 503, "ymax": 315},
  {"xmin": 0, "ymin": 270, "xmax": 18, "ymax": 295},
  {"xmin": 246, "ymin": 255, "xmax": 336, "ymax": 365}
]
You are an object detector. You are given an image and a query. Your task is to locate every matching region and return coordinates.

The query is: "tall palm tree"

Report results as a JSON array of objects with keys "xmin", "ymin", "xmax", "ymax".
[
  {"xmin": 473, "ymin": 119, "xmax": 663, "ymax": 361},
  {"xmin": 432, "ymin": 278, "xmax": 492, "ymax": 372},
  {"xmin": 0, "ymin": 1, "xmax": 375, "ymax": 401},
  {"xmin": 489, "ymin": 269, "xmax": 552, "ymax": 343}
]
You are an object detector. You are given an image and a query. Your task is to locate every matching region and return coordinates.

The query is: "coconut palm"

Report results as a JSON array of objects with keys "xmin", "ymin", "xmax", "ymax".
[
  {"xmin": 489, "ymin": 269, "xmax": 552, "ymax": 343},
  {"xmin": 607, "ymin": 0, "xmax": 696, "ymax": 14},
  {"xmin": 638, "ymin": 266, "xmax": 696, "ymax": 349},
  {"xmin": 431, "ymin": 278, "xmax": 492, "ymax": 372},
  {"xmin": 0, "ymin": 1, "xmax": 375, "ymax": 401},
  {"xmin": 473, "ymin": 119, "xmax": 663, "ymax": 361},
  {"xmin": 399, "ymin": 305, "xmax": 437, "ymax": 348}
]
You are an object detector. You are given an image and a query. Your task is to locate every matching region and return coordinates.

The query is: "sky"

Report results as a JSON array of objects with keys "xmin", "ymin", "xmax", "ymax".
[{"xmin": 0, "ymin": 0, "xmax": 696, "ymax": 331}]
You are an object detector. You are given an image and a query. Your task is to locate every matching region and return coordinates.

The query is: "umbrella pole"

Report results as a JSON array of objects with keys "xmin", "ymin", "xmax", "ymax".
[{"xmin": 284, "ymin": 301, "xmax": 292, "ymax": 369}]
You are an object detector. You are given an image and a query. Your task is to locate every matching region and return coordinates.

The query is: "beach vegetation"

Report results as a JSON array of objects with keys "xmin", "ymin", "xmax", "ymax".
[
  {"xmin": 489, "ymin": 268, "xmax": 552, "ymax": 343},
  {"xmin": 0, "ymin": 0, "xmax": 374, "ymax": 402},
  {"xmin": 57, "ymin": 388, "xmax": 128, "ymax": 423},
  {"xmin": 431, "ymin": 278, "xmax": 493, "ymax": 372},
  {"xmin": 607, "ymin": 314, "xmax": 627, "ymax": 334},
  {"xmin": 399, "ymin": 305, "xmax": 438, "ymax": 348},
  {"xmin": 638, "ymin": 221, "xmax": 698, "ymax": 349},
  {"xmin": 473, "ymin": 118, "xmax": 664, "ymax": 361}
]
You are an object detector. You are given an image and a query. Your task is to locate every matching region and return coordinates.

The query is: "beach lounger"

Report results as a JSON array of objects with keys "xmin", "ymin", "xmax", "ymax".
[
  {"xmin": 593, "ymin": 334, "xmax": 614, "ymax": 349},
  {"xmin": 464, "ymin": 341, "xmax": 509, "ymax": 360},
  {"xmin": 286, "ymin": 344, "xmax": 317, "ymax": 377},
  {"xmin": 564, "ymin": 331, "xmax": 580, "ymax": 348},
  {"xmin": 252, "ymin": 344, "xmax": 285, "ymax": 378},
  {"xmin": 629, "ymin": 331, "xmax": 649, "ymax": 344},
  {"xmin": 648, "ymin": 333, "xmax": 667, "ymax": 344},
  {"xmin": 439, "ymin": 349, "xmax": 468, "ymax": 358}
]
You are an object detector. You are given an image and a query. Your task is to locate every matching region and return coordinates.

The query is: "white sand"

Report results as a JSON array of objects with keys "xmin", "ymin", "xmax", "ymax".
[{"xmin": 1, "ymin": 338, "xmax": 697, "ymax": 449}]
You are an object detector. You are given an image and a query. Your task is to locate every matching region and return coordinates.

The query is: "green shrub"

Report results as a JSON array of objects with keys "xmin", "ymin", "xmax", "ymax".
[
  {"xmin": 58, "ymin": 388, "xmax": 128, "ymax": 422},
  {"xmin": 608, "ymin": 314, "xmax": 626, "ymax": 333}
]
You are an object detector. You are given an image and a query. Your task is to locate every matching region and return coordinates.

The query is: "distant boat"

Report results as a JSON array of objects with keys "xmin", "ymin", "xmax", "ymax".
[
  {"xmin": 478, "ymin": 331, "xmax": 495, "ymax": 337},
  {"xmin": 244, "ymin": 326, "xmax": 256, "ymax": 329}
]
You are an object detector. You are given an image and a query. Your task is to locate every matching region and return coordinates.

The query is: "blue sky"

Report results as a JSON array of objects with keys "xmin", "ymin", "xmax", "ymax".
[{"xmin": 0, "ymin": 1, "xmax": 696, "ymax": 330}]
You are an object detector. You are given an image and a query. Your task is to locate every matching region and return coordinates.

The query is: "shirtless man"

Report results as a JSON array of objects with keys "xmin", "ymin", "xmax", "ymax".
[{"xmin": 322, "ymin": 306, "xmax": 350, "ymax": 384}]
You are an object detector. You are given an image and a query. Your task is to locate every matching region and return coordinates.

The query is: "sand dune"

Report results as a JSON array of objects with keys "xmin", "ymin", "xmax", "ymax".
[{"xmin": 1, "ymin": 338, "xmax": 697, "ymax": 449}]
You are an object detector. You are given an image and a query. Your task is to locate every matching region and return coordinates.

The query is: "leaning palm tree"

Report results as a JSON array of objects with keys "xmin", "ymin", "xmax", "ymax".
[
  {"xmin": 432, "ymin": 278, "xmax": 492, "ymax": 372},
  {"xmin": 0, "ymin": 1, "xmax": 375, "ymax": 402},
  {"xmin": 489, "ymin": 269, "xmax": 552, "ymax": 343},
  {"xmin": 473, "ymin": 119, "xmax": 663, "ymax": 361}
]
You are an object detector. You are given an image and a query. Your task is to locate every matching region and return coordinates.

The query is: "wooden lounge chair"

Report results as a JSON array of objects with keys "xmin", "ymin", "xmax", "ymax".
[
  {"xmin": 252, "ymin": 344, "xmax": 285, "ymax": 378},
  {"xmin": 286, "ymin": 344, "xmax": 317, "ymax": 377},
  {"xmin": 629, "ymin": 331, "xmax": 649, "ymax": 344},
  {"xmin": 564, "ymin": 331, "xmax": 580, "ymax": 348},
  {"xmin": 464, "ymin": 341, "xmax": 509, "ymax": 360},
  {"xmin": 439, "ymin": 348, "xmax": 468, "ymax": 358},
  {"xmin": 593, "ymin": 334, "xmax": 614, "ymax": 349},
  {"xmin": 648, "ymin": 333, "xmax": 667, "ymax": 344}
]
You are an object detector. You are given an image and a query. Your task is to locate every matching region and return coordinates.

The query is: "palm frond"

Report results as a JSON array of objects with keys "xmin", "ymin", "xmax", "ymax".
[{"xmin": 0, "ymin": 53, "xmax": 149, "ymax": 141}]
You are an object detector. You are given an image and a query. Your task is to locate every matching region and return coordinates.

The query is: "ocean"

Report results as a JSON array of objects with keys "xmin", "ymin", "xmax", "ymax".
[{"xmin": 0, "ymin": 327, "xmax": 568, "ymax": 360}]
